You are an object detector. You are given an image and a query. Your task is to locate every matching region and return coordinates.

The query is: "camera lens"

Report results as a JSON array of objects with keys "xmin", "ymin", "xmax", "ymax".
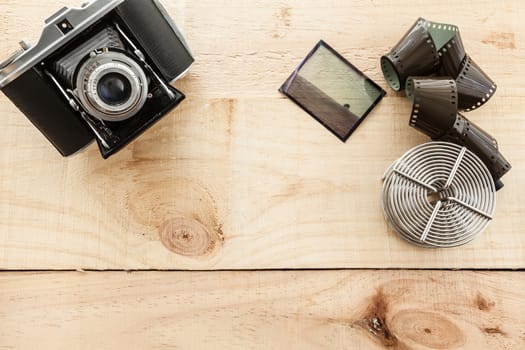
[
  {"xmin": 75, "ymin": 51, "xmax": 148, "ymax": 122},
  {"xmin": 97, "ymin": 73, "xmax": 132, "ymax": 106}
]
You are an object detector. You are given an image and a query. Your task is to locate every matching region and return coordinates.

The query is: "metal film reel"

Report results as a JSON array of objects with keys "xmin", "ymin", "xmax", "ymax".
[{"xmin": 382, "ymin": 142, "xmax": 496, "ymax": 248}]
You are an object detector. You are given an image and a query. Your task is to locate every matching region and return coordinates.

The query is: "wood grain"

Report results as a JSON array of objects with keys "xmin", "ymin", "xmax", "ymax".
[
  {"xmin": 0, "ymin": 270, "xmax": 523, "ymax": 349},
  {"xmin": 1, "ymin": 0, "xmax": 525, "ymax": 269}
]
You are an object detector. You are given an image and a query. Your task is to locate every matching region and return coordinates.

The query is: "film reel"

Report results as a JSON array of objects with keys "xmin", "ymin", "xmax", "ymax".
[
  {"xmin": 381, "ymin": 17, "xmax": 497, "ymax": 110},
  {"xmin": 405, "ymin": 77, "xmax": 511, "ymax": 189},
  {"xmin": 382, "ymin": 142, "xmax": 496, "ymax": 248}
]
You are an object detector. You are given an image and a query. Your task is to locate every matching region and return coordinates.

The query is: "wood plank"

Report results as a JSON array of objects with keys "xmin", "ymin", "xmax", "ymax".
[
  {"xmin": 1, "ymin": 0, "xmax": 524, "ymax": 269},
  {"xmin": 0, "ymin": 270, "xmax": 523, "ymax": 349}
]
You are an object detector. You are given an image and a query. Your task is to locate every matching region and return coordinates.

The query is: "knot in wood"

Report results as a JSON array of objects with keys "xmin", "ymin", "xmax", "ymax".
[
  {"xmin": 159, "ymin": 217, "xmax": 218, "ymax": 257},
  {"xmin": 391, "ymin": 310, "xmax": 465, "ymax": 349}
]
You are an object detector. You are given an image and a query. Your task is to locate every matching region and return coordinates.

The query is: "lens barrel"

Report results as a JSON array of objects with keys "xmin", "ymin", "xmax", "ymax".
[{"xmin": 75, "ymin": 50, "xmax": 148, "ymax": 122}]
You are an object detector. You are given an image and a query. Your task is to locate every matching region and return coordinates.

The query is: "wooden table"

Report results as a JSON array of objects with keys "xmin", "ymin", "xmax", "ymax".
[{"xmin": 0, "ymin": 0, "xmax": 524, "ymax": 348}]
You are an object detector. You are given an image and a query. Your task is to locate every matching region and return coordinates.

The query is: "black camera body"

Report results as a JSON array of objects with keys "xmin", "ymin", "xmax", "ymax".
[{"xmin": 0, "ymin": 0, "xmax": 194, "ymax": 158}]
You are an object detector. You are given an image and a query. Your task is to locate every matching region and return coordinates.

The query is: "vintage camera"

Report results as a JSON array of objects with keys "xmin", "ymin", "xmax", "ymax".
[{"xmin": 0, "ymin": 0, "xmax": 194, "ymax": 158}]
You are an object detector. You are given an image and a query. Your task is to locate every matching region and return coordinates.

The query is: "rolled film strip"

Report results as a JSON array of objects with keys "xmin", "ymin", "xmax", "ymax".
[
  {"xmin": 382, "ymin": 142, "xmax": 496, "ymax": 248},
  {"xmin": 381, "ymin": 18, "xmax": 442, "ymax": 92},
  {"xmin": 406, "ymin": 77, "xmax": 511, "ymax": 189},
  {"xmin": 438, "ymin": 30, "xmax": 465, "ymax": 78},
  {"xmin": 455, "ymin": 56, "xmax": 497, "ymax": 111},
  {"xmin": 406, "ymin": 77, "xmax": 457, "ymax": 139},
  {"xmin": 381, "ymin": 17, "xmax": 497, "ymax": 110}
]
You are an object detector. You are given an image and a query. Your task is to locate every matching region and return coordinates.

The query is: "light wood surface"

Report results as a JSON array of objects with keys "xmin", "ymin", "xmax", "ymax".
[
  {"xmin": 0, "ymin": 270, "xmax": 523, "ymax": 349},
  {"xmin": 1, "ymin": 0, "xmax": 524, "ymax": 270}
]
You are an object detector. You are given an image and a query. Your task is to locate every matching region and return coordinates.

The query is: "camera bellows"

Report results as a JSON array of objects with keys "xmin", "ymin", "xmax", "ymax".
[
  {"xmin": 52, "ymin": 27, "xmax": 125, "ymax": 87},
  {"xmin": 382, "ymin": 142, "xmax": 496, "ymax": 248}
]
